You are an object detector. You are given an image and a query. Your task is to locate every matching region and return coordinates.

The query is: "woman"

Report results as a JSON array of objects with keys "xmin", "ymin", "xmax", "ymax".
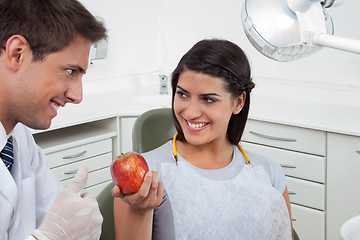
[{"xmin": 112, "ymin": 39, "xmax": 293, "ymax": 239}]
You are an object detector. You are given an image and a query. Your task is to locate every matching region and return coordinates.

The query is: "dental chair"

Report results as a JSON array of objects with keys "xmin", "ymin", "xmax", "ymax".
[
  {"xmin": 96, "ymin": 108, "xmax": 175, "ymax": 240},
  {"xmin": 96, "ymin": 107, "xmax": 300, "ymax": 240},
  {"xmin": 132, "ymin": 107, "xmax": 176, "ymax": 154},
  {"xmin": 96, "ymin": 181, "xmax": 115, "ymax": 240}
]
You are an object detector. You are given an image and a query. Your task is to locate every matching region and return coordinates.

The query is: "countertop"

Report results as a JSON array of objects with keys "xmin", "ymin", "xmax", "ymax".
[
  {"xmin": 32, "ymin": 78, "xmax": 360, "ymax": 137},
  {"xmin": 248, "ymin": 79, "xmax": 360, "ymax": 136}
]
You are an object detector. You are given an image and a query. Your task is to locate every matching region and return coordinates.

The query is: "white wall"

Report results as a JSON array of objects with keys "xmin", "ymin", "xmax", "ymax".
[
  {"xmin": 79, "ymin": 0, "xmax": 161, "ymax": 83},
  {"xmin": 156, "ymin": 0, "xmax": 360, "ymax": 88},
  {"xmin": 80, "ymin": 0, "xmax": 360, "ymax": 90}
]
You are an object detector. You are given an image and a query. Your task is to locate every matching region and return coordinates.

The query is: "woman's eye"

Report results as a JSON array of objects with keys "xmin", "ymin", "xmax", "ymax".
[
  {"xmin": 203, "ymin": 97, "xmax": 216, "ymax": 103},
  {"xmin": 176, "ymin": 91, "xmax": 187, "ymax": 98}
]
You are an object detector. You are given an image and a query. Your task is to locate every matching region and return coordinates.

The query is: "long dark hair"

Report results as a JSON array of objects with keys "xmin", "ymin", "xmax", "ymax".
[{"xmin": 171, "ymin": 39, "xmax": 255, "ymax": 144}]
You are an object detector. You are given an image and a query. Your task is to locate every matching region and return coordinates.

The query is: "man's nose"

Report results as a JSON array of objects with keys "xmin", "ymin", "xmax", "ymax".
[{"xmin": 65, "ymin": 78, "xmax": 83, "ymax": 104}]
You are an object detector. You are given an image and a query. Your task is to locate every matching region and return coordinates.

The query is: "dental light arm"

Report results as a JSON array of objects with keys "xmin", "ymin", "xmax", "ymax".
[
  {"xmin": 288, "ymin": 0, "xmax": 360, "ymax": 54},
  {"xmin": 307, "ymin": 32, "xmax": 360, "ymax": 54},
  {"xmin": 241, "ymin": 0, "xmax": 360, "ymax": 61}
]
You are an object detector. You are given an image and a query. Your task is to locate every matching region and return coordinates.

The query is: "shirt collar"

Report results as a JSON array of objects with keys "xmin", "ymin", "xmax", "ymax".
[{"xmin": 0, "ymin": 122, "xmax": 13, "ymax": 150}]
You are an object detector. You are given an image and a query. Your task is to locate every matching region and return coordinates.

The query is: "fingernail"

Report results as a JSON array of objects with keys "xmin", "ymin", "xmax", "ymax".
[
  {"xmin": 112, "ymin": 188, "xmax": 118, "ymax": 196},
  {"xmin": 147, "ymin": 171, "xmax": 152, "ymax": 177},
  {"xmin": 77, "ymin": 165, "xmax": 88, "ymax": 177}
]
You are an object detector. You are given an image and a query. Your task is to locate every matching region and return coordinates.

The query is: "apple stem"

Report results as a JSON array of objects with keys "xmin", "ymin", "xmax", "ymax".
[{"xmin": 121, "ymin": 153, "xmax": 125, "ymax": 158}]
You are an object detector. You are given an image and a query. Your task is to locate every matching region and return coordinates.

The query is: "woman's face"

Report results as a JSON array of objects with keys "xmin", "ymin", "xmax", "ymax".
[{"xmin": 174, "ymin": 70, "xmax": 244, "ymax": 146}]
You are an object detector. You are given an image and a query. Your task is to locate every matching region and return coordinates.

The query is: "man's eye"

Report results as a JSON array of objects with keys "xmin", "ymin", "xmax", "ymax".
[{"xmin": 66, "ymin": 69, "xmax": 75, "ymax": 75}]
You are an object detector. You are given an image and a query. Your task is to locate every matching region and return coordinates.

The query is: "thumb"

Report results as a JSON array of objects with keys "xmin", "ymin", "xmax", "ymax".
[{"xmin": 66, "ymin": 165, "xmax": 88, "ymax": 194}]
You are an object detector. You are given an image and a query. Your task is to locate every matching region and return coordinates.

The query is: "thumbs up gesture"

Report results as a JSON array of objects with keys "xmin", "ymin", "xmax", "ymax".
[{"xmin": 34, "ymin": 166, "xmax": 103, "ymax": 240}]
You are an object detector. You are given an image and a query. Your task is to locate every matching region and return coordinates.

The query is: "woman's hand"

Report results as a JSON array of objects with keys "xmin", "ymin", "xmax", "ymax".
[
  {"xmin": 112, "ymin": 171, "xmax": 163, "ymax": 212},
  {"xmin": 113, "ymin": 171, "xmax": 162, "ymax": 239}
]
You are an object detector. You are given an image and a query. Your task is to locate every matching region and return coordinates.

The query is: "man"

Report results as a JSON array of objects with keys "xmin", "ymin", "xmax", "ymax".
[{"xmin": 0, "ymin": 0, "xmax": 107, "ymax": 239}]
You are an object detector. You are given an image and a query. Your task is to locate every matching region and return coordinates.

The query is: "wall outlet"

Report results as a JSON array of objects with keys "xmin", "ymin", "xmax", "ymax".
[{"xmin": 159, "ymin": 74, "xmax": 169, "ymax": 95}]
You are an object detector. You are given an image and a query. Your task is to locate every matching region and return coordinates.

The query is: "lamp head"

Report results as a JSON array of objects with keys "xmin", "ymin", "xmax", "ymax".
[{"xmin": 241, "ymin": 0, "xmax": 334, "ymax": 61}]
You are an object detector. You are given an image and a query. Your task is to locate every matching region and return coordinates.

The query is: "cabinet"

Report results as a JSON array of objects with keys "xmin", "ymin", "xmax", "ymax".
[
  {"xmin": 30, "ymin": 107, "xmax": 360, "ymax": 239},
  {"xmin": 120, "ymin": 117, "xmax": 138, "ymax": 153},
  {"xmin": 34, "ymin": 123, "xmax": 117, "ymax": 196},
  {"xmin": 241, "ymin": 119, "xmax": 326, "ymax": 240},
  {"xmin": 327, "ymin": 133, "xmax": 360, "ymax": 240}
]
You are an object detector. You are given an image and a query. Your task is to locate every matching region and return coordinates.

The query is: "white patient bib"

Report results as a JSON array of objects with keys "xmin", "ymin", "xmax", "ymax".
[{"xmin": 161, "ymin": 160, "xmax": 291, "ymax": 240}]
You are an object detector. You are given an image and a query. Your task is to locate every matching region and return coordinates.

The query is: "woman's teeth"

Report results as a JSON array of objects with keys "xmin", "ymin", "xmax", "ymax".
[
  {"xmin": 187, "ymin": 121, "xmax": 207, "ymax": 129},
  {"xmin": 50, "ymin": 102, "xmax": 60, "ymax": 111}
]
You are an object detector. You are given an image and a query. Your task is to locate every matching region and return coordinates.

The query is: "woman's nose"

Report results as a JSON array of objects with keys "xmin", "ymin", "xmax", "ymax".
[
  {"xmin": 185, "ymin": 100, "xmax": 202, "ymax": 119},
  {"xmin": 65, "ymin": 78, "xmax": 83, "ymax": 104}
]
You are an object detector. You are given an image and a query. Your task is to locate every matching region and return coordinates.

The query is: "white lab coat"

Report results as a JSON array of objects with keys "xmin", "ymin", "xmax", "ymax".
[{"xmin": 0, "ymin": 122, "xmax": 63, "ymax": 240}]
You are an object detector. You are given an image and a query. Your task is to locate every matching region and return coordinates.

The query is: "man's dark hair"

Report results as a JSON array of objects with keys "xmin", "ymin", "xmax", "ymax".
[{"xmin": 0, "ymin": 0, "xmax": 107, "ymax": 61}]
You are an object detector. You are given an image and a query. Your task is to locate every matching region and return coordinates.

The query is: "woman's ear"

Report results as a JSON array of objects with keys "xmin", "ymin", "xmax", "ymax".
[
  {"xmin": 5, "ymin": 35, "xmax": 31, "ymax": 71},
  {"xmin": 233, "ymin": 92, "xmax": 246, "ymax": 114}
]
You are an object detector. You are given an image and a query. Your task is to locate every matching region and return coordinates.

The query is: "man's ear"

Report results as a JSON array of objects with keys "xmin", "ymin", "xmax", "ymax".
[
  {"xmin": 233, "ymin": 91, "xmax": 246, "ymax": 114},
  {"xmin": 5, "ymin": 35, "xmax": 31, "ymax": 71}
]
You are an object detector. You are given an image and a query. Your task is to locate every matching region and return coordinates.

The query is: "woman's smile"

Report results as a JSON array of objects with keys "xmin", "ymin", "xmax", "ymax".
[{"xmin": 185, "ymin": 119, "xmax": 210, "ymax": 131}]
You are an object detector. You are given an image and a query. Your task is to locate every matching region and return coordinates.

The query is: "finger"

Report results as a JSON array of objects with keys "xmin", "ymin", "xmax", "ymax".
[
  {"xmin": 148, "ymin": 172, "xmax": 160, "ymax": 199},
  {"xmin": 111, "ymin": 185, "xmax": 124, "ymax": 198},
  {"xmin": 136, "ymin": 171, "xmax": 153, "ymax": 199},
  {"xmin": 150, "ymin": 171, "xmax": 159, "ymax": 189},
  {"xmin": 155, "ymin": 182, "xmax": 164, "ymax": 206},
  {"xmin": 157, "ymin": 182, "xmax": 164, "ymax": 198},
  {"xmin": 119, "ymin": 172, "xmax": 155, "ymax": 206},
  {"xmin": 146, "ymin": 171, "xmax": 159, "ymax": 197},
  {"xmin": 66, "ymin": 165, "xmax": 88, "ymax": 194},
  {"xmin": 136, "ymin": 173, "xmax": 161, "ymax": 209}
]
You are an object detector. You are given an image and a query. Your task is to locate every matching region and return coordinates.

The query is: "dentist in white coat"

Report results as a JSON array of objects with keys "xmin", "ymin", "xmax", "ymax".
[{"xmin": 0, "ymin": 0, "xmax": 107, "ymax": 239}]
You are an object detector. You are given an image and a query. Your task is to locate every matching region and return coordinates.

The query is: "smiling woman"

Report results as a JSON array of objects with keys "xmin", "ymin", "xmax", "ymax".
[
  {"xmin": 113, "ymin": 39, "xmax": 294, "ymax": 240},
  {"xmin": 173, "ymin": 70, "xmax": 243, "ymax": 151}
]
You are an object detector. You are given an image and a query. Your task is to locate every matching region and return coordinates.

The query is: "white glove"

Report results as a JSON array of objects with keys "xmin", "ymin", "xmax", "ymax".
[{"xmin": 32, "ymin": 165, "xmax": 103, "ymax": 240}]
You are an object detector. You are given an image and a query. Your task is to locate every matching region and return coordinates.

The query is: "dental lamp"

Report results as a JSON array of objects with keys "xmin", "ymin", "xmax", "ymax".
[{"xmin": 241, "ymin": 0, "xmax": 360, "ymax": 61}]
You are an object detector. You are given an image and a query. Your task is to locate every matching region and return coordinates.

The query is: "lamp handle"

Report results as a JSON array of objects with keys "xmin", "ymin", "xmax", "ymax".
[
  {"xmin": 312, "ymin": 32, "xmax": 360, "ymax": 54},
  {"xmin": 289, "ymin": 0, "xmax": 360, "ymax": 55},
  {"xmin": 322, "ymin": 0, "xmax": 345, "ymax": 8}
]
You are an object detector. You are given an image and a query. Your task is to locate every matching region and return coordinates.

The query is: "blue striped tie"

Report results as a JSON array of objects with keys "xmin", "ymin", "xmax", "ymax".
[{"xmin": 1, "ymin": 136, "xmax": 14, "ymax": 172}]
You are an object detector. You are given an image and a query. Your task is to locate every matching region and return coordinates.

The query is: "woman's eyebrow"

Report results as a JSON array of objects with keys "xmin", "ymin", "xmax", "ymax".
[
  {"xmin": 199, "ymin": 93, "xmax": 221, "ymax": 97},
  {"xmin": 176, "ymin": 85, "xmax": 189, "ymax": 94},
  {"xmin": 177, "ymin": 85, "xmax": 222, "ymax": 97}
]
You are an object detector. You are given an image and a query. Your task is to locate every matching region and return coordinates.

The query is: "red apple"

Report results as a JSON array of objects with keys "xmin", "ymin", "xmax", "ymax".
[{"xmin": 110, "ymin": 151, "xmax": 149, "ymax": 194}]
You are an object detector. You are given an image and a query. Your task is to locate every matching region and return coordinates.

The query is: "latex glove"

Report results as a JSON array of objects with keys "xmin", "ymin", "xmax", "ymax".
[{"xmin": 33, "ymin": 165, "xmax": 103, "ymax": 240}]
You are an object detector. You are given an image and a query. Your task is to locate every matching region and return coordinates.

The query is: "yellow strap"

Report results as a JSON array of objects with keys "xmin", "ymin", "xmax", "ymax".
[
  {"xmin": 172, "ymin": 132, "xmax": 178, "ymax": 164},
  {"xmin": 237, "ymin": 143, "xmax": 251, "ymax": 164},
  {"xmin": 172, "ymin": 132, "xmax": 250, "ymax": 165}
]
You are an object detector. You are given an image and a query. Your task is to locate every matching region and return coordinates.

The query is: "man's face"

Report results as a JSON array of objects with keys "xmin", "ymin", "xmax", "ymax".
[{"xmin": 8, "ymin": 36, "xmax": 91, "ymax": 130}]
